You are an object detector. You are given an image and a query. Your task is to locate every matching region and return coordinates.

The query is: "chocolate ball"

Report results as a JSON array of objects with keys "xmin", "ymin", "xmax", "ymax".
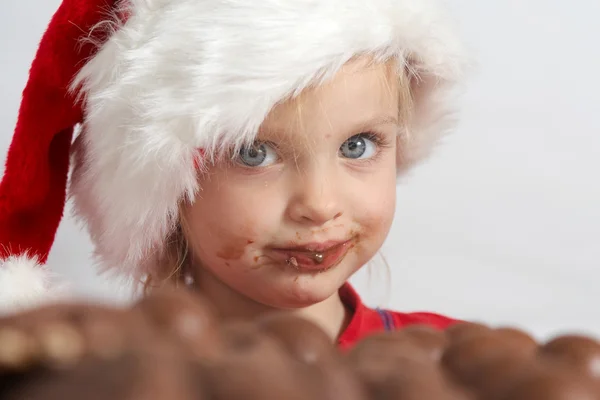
[
  {"xmin": 347, "ymin": 332, "xmax": 426, "ymax": 377},
  {"xmin": 348, "ymin": 325, "xmax": 447, "ymax": 370},
  {"xmin": 347, "ymin": 333, "xmax": 465, "ymax": 400},
  {"xmin": 0, "ymin": 327, "xmax": 40, "ymax": 371},
  {"xmin": 354, "ymin": 353, "xmax": 464, "ymax": 400},
  {"xmin": 0, "ymin": 303, "xmax": 149, "ymax": 369},
  {"xmin": 255, "ymin": 314, "xmax": 368, "ymax": 400},
  {"xmin": 202, "ymin": 321, "xmax": 320, "ymax": 400},
  {"xmin": 539, "ymin": 335, "xmax": 600, "ymax": 380},
  {"xmin": 442, "ymin": 333, "xmax": 530, "ymax": 387},
  {"xmin": 1, "ymin": 355, "xmax": 137, "ymax": 400},
  {"xmin": 496, "ymin": 366, "xmax": 598, "ymax": 400},
  {"xmin": 134, "ymin": 287, "xmax": 221, "ymax": 359},
  {"xmin": 473, "ymin": 354, "xmax": 537, "ymax": 398},
  {"xmin": 445, "ymin": 322, "xmax": 493, "ymax": 345},
  {"xmin": 256, "ymin": 313, "xmax": 336, "ymax": 365},
  {"xmin": 494, "ymin": 327, "xmax": 538, "ymax": 355},
  {"xmin": 314, "ymin": 361, "xmax": 370, "ymax": 400},
  {"xmin": 2, "ymin": 348, "xmax": 198, "ymax": 400},
  {"xmin": 391, "ymin": 324, "xmax": 449, "ymax": 362}
]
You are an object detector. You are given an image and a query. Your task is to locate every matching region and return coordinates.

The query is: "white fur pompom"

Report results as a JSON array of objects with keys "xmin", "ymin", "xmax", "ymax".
[{"xmin": 0, "ymin": 255, "xmax": 67, "ymax": 316}]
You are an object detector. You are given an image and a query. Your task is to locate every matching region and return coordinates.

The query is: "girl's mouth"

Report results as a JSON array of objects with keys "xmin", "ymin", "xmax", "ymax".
[{"xmin": 269, "ymin": 239, "xmax": 354, "ymax": 272}]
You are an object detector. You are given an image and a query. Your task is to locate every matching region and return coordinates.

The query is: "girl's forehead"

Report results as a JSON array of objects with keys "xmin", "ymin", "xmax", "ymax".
[{"xmin": 259, "ymin": 59, "xmax": 399, "ymax": 139}]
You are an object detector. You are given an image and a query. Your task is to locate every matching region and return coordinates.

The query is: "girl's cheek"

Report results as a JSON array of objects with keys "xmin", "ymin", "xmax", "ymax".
[
  {"xmin": 355, "ymin": 178, "xmax": 396, "ymax": 235},
  {"xmin": 209, "ymin": 195, "xmax": 284, "ymax": 259}
]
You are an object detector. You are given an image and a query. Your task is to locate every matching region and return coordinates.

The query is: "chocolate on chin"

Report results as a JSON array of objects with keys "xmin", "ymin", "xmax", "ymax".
[{"xmin": 2, "ymin": 294, "xmax": 600, "ymax": 400}]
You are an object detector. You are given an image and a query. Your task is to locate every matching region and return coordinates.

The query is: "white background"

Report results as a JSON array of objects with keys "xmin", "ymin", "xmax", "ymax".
[{"xmin": 1, "ymin": 0, "xmax": 599, "ymax": 340}]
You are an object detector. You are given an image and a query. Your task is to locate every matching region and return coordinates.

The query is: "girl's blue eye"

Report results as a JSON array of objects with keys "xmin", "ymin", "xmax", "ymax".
[
  {"xmin": 237, "ymin": 142, "xmax": 278, "ymax": 167},
  {"xmin": 340, "ymin": 134, "xmax": 377, "ymax": 159}
]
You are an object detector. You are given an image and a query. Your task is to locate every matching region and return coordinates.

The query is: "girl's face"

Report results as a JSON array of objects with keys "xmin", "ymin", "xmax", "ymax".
[{"xmin": 184, "ymin": 59, "xmax": 399, "ymax": 309}]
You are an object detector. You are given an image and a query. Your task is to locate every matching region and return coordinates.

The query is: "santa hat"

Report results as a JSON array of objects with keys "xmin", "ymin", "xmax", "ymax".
[{"xmin": 0, "ymin": 0, "xmax": 467, "ymax": 312}]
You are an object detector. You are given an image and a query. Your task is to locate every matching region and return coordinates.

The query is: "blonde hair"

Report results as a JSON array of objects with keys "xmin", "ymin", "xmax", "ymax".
[
  {"xmin": 143, "ymin": 208, "xmax": 191, "ymax": 295},
  {"xmin": 397, "ymin": 65, "xmax": 415, "ymax": 130},
  {"xmin": 145, "ymin": 65, "xmax": 414, "ymax": 293}
]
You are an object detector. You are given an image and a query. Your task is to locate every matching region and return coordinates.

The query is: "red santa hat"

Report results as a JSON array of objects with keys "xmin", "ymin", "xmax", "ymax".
[{"xmin": 0, "ymin": 0, "xmax": 467, "ymax": 312}]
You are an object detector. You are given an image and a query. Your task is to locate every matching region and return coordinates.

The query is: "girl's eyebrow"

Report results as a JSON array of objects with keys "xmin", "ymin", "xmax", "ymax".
[
  {"xmin": 258, "ymin": 115, "xmax": 399, "ymax": 141},
  {"xmin": 354, "ymin": 115, "xmax": 400, "ymax": 129}
]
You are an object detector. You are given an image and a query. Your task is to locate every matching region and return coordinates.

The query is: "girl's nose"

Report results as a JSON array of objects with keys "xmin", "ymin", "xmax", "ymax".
[{"xmin": 286, "ymin": 172, "xmax": 343, "ymax": 225}]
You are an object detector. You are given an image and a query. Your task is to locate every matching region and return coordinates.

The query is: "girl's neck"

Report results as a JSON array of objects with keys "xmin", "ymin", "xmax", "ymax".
[{"xmin": 189, "ymin": 266, "xmax": 351, "ymax": 341}]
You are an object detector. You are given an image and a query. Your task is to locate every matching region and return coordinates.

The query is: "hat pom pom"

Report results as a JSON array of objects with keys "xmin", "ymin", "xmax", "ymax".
[{"xmin": 0, "ymin": 254, "xmax": 67, "ymax": 315}]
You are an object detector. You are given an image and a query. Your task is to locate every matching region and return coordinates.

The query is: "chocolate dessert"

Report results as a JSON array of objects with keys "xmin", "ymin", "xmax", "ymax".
[{"xmin": 1, "ymin": 291, "xmax": 600, "ymax": 400}]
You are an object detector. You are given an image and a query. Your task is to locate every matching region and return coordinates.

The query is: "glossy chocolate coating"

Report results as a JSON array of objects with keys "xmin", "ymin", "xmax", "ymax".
[
  {"xmin": 472, "ymin": 353, "xmax": 537, "ymax": 398},
  {"xmin": 134, "ymin": 287, "xmax": 221, "ymax": 359},
  {"xmin": 390, "ymin": 324, "xmax": 449, "ymax": 362},
  {"xmin": 348, "ymin": 325, "xmax": 447, "ymax": 369},
  {"xmin": 256, "ymin": 313, "xmax": 367, "ymax": 400},
  {"xmin": 350, "ymin": 343, "xmax": 463, "ymax": 400},
  {"xmin": 496, "ymin": 366, "xmax": 598, "ymax": 400},
  {"xmin": 346, "ymin": 330, "xmax": 467, "ymax": 400},
  {"xmin": 0, "ymin": 303, "xmax": 149, "ymax": 369},
  {"xmin": 445, "ymin": 322, "xmax": 494, "ymax": 344},
  {"xmin": 494, "ymin": 327, "xmax": 538, "ymax": 354},
  {"xmin": 3, "ymin": 300, "xmax": 600, "ymax": 400},
  {"xmin": 256, "ymin": 313, "xmax": 336, "ymax": 365},
  {"xmin": 2, "ymin": 349, "xmax": 199, "ymax": 400},
  {"xmin": 202, "ymin": 321, "xmax": 320, "ymax": 400},
  {"xmin": 539, "ymin": 335, "xmax": 600, "ymax": 380},
  {"xmin": 442, "ymin": 331, "xmax": 531, "ymax": 386}
]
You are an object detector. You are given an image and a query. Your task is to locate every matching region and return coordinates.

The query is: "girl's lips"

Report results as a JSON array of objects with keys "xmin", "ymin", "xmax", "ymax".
[
  {"xmin": 278, "ymin": 240, "xmax": 348, "ymax": 253},
  {"xmin": 269, "ymin": 240, "xmax": 353, "ymax": 271}
]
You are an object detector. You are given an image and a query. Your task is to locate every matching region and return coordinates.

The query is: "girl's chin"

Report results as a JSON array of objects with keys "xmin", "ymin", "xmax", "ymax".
[
  {"xmin": 210, "ymin": 257, "xmax": 359, "ymax": 307},
  {"xmin": 260, "ymin": 277, "xmax": 345, "ymax": 309}
]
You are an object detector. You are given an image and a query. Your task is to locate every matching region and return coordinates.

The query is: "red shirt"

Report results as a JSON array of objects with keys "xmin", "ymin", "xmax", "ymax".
[{"xmin": 337, "ymin": 283, "xmax": 457, "ymax": 350}]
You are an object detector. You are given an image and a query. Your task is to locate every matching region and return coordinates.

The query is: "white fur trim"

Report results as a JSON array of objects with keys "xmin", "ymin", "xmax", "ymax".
[
  {"xmin": 69, "ymin": 0, "xmax": 468, "ymax": 281},
  {"xmin": 0, "ymin": 255, "xmax": 66, "ymax": 316}
]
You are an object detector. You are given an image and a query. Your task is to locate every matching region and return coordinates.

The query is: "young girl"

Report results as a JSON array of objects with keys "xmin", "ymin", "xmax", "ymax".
[{"xmin": 0, "ymin": 0, "xmax": 467, "ymax": 348}]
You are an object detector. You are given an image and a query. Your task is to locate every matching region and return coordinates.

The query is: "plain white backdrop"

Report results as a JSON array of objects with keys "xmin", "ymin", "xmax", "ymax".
[{"xmin": 1, "ymin": 0, "xmax": 599, "ymax": 340}]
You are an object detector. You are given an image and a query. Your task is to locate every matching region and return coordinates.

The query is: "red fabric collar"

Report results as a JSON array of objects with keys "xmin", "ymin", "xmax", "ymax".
[
  {"xmin": 337, "ymin": 283, "xmax": 457, "ymax": 350},
  {"xmin": 337, "ymin": 283, "xmax": 383, "ymax": 350}
]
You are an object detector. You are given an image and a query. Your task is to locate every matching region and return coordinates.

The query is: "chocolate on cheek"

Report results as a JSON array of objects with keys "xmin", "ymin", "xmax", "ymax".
[
  {"xmin": 216, "ymin": 237, "xmax": 257, "ymax": 262},
  {"xmin": 216, "ymin": 243, "xmax": 246, "ymax": 261},
  {"xmin": 199, "ymin": 209, "xmax": 268, "ymax": 270},
  {"xmin": 352, "ymin": 207, "xmax": 391, "ymax": 249},
  {"xmin": 345, "ymin": 229, "xmax": 360, "ymax": 255},
  {"xmin": 199, "ymin": 208, "xmax": 257, "ymax": 263}
]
